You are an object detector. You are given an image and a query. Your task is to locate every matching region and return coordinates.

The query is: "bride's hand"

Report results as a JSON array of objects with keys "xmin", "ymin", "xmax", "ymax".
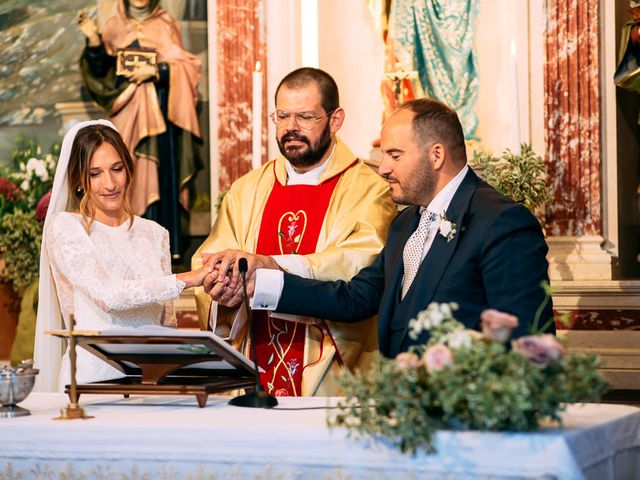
[{"xmin": 176, "ymin": 262, "xmax": 214, "ymax": 289}]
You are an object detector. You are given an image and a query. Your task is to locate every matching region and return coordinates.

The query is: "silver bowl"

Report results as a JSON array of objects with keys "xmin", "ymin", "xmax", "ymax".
[{"xmin": 0, "ymin": 360, "xmax": 39, "ymax": 418}]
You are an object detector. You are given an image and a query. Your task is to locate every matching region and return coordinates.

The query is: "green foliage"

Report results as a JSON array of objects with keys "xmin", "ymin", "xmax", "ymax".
[
  {"xmin": 330, "ymin": 294, "xmax": 608, "ymax": 455},
  {"xmin": 332, "ymin": 340, "xmax": 606, "ymax": 455},
  {"xmin": 0, "ymin": 136, "xmax": 59, "ymax": 293},
  {"xmin": 0, "ymin": 210, "xmax": 42, "ymax": 292},
  {"xmin": 470, "ymin": 144, "xmax": 552, "ymax": 212},
  {"xmin": 333, "ymin": 357, "xmax": 442, "ymax": 454}
]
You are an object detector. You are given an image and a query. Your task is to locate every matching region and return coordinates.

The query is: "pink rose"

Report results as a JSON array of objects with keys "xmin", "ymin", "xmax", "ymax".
[
  {"xmin": 423, "ymin": 344, "xmax": 453, "ymax": 373},
  {"xmin": 481, "ymin": 309, "xmax": 519, "ymax": 343},
  {"xmin": 512, "ymin": 334, "xmax": 564, "ymax": 368},
  {"xmin": 395, "ymin": 352, "xmax": 422, "ymax": 370}
]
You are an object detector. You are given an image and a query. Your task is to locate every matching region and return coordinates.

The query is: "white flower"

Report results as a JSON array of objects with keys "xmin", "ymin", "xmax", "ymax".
[
  {"xmin": 25, "ymin": 157, "xmax": 39, "ymax": 172},
  {"xmin": 444, "ymin": 330, "xmax": 473, "ymax": 350},
  {"xmin": 438, "ymin": 213, "xmax": 457, "ymax": 242},
  {"xmin": 409, "ymin": 302, "xmax": 459, "ymax": 339},
  {"xmin": 35, "ymin": 164, "xmax": 48, "ymax": 181},
  {"xmin": 20, "ymin": 179, "xmax": 30, "ymax": 191},
  {"xmin": 26, "ymin": 158, "xmax": 48, "ymax": 181}
]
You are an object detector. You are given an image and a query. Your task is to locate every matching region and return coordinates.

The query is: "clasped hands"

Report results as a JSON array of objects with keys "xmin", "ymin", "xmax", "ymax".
[{"xmin": 201, "ymin": 249, "xmax": 280, "ymax": 307}]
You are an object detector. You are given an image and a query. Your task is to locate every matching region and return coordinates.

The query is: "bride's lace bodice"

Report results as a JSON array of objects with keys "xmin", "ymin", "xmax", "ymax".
[{"xmin": 46, "ymin": 212, "xmax": 186, "ymax": 386}]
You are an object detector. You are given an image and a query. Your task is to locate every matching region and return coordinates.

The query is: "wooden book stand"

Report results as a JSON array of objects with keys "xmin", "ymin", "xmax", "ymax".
[{"xmin": 50, "ymin": 328, "xmax": 256, "ymax": 408}]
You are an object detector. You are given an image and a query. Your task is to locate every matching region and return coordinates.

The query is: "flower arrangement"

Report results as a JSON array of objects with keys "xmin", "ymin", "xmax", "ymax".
[
  {"xmin": 330, "ymin": 287, "xmax": 607, "ymax": 454},
  {"xmin": 0, "ymin": 137, "xmax": 58, "ymax": 292}
]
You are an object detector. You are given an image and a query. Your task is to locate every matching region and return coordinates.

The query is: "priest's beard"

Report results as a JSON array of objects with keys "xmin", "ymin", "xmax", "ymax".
[{"xmin": 277, "ymin": 122, "xmax": 332, "ymax": 170}]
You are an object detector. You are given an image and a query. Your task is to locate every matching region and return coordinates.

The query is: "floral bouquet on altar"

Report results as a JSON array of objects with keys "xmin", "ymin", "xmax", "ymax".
[
  {"xmin": 0, "ymin": 137, "xmax": 58, "ymax": 292},
  {"xmin": 330, "ymin": 286, "xmax": 607, "ymax": 454}
]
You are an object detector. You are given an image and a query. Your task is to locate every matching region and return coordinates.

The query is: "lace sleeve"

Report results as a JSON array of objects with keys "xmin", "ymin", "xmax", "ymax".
[
  {"xmin": 159, "ymin": 228, "xmax": 178, "ymax": 327},
  {"xmin": 47, "ymin": 214, "xmax": 185, "ymax": 312}
]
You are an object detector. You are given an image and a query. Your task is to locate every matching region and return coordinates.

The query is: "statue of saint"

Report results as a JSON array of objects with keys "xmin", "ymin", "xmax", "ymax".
[{"xmin": 78, "ymin": 0, "xmax": 202, "ymax": 261}]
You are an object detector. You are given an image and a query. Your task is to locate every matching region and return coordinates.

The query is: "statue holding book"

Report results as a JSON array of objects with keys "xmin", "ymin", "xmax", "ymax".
[{"xmin": 77, "ymin": 0, "xmax": 202, "ymax": 261}]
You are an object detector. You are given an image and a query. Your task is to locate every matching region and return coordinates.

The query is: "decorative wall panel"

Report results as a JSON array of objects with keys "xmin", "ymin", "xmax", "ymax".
[
  {"xmin": 544, "ymin": 0, "xmax": 601, "ymax": 236},
  {"xmin": 216, "ymin": 0, "xmax": 266, "ymax": 192}
]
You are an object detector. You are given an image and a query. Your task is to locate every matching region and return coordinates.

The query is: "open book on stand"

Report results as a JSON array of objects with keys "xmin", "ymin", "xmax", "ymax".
[{"xmin": 49, "ymin": 326, "xmax": 256, "ymax": 407}]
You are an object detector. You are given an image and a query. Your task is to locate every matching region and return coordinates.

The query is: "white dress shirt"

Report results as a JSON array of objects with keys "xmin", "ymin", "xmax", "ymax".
[
  {"xmin": 252, "ymin": 165, "xmax": 469, "ymax": 310},
  {"xmin": 416, "ymin": 164, "xmax": 468, "ymax": 260}
]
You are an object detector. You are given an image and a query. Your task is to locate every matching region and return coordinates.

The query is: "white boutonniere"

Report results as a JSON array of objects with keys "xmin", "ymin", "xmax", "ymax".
[{"xmin": 438, "ymin": 213, "xmax": 457, "ymax": 242}]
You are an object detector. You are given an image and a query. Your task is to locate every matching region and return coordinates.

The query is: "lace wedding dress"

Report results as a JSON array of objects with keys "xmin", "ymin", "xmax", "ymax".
[{"xmin": 46, "ymin": 212, "xmax": 186, "ymax": 388}]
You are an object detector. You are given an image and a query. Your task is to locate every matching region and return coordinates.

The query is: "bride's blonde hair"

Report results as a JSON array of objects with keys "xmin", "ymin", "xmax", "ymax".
[{"xmin": 66, "ymin": 124, "xmax": 135, "ymax": 231}]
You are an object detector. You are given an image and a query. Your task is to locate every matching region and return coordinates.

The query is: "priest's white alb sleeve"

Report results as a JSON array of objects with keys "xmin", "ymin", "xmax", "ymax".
[{"xmin": 271, "ymin": 254, "xmax": 311, "ymax": 277}]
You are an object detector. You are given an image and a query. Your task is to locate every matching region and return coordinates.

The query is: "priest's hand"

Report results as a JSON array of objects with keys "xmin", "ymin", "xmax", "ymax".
[
  {"xmin": 201, "ymin": 249, "xmax": 279, "ymax": 292},
  {"xmin": 202, "ymin": 269, "xmax": 245, "ymax": 308},
  {"xmin": 176, "ymin": 261, "xmax": 214, "ymax": 289},
  {"xmin": 201, "ymin": 250, "xmax": 272, "ymax": 307}
]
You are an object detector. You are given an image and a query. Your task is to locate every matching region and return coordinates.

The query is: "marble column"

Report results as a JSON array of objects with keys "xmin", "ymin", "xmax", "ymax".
[
  {"xmin": 544, "ymin": 0, "xmax": 613, "ymax": 281},
  {"xmin": 215, "ymin": 0, "xmax": 267, "ymax": 192}
]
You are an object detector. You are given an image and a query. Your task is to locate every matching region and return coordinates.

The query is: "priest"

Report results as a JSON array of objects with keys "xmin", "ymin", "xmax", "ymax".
[{"xmin": 192, "ymin": 68, "xmax": 396, "ymax": 396}]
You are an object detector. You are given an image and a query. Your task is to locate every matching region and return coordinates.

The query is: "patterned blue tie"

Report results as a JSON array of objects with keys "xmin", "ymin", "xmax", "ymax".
[{"xmin": 402, "ymin": 209, "xmax": 436, "ymax": 299}]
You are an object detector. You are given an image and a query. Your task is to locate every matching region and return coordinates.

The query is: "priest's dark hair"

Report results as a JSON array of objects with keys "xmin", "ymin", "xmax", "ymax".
[
  {"xmin": 275, "ymin": 67, "xmax": 340, "ymax": 114},
  {"xmin": 399, "ymin": 98, "xmax": 467, "ymax": 165},
  {"xmin": 66, "ymin": 124, "xmax": 135, "ymax": 232}
]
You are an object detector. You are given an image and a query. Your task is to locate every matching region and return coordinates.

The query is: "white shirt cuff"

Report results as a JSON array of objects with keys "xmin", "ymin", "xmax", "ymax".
[
  {"xmin": 272, "ymin": 254, "xmax": 312, "ymax": 278},
  {"xmin": 251, "ymin": 268, "xmax": 284, "ymax": 310}
]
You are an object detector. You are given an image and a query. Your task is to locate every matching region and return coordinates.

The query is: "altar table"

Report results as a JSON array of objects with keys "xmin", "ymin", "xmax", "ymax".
[{"xmin": 1, "ymin": 394, "xmax": 639, "ymax": 479}]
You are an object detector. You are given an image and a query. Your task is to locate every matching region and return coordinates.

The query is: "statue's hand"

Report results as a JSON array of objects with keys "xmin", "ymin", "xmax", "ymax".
[
  {"xmin": 122, "ymin": 64, "xmax": 158, "ymax": 84},
  {"xmin": 77, "ymin": 12, "xmax": 101, "ymax": 47}
]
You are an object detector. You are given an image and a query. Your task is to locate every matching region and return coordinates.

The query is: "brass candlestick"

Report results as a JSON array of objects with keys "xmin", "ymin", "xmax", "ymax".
[{"xmin": 53, "ymin": 315, "xmax": 94, "ymax": 420}]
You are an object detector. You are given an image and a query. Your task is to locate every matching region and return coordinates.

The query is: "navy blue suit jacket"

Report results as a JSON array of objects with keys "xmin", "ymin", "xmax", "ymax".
[{"xmin": 277, "ymin": 168, "xmax": 553, "ymax": 357}]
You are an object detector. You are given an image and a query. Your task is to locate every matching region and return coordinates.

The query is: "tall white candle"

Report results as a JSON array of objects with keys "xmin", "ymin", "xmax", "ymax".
[
  {"xmin": 252, "ymin": 61, "xmax": 263, "ymax": 170},
  {"xmin": 510, "ymin": 39, "xmax": 521, "ymax": 155}
]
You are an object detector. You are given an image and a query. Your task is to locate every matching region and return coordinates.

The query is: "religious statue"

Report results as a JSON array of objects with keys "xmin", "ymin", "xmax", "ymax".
[
  {"xmin": 615, "ymin": 1, "xmax": 640, "ymax": 264},
  {"xmin": 369, "ymin": 0, "xmax": 480, "ymax": 140},
  {"xmin": 384, "ymin": 62, "xmax": 418, "ymax": 114},
  {"xmin": 615, "ymin": 2, "xmax": 640, "ymax": 104},
  {"xmin": 77, "ymin": 0, "xmax": 202, "ymax": 262}
]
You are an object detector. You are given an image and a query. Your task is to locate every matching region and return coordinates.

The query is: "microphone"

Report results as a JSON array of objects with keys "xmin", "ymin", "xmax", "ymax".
[{"xmin": 228, "ymin": 257, "xmax": 278, "ymax": 408}]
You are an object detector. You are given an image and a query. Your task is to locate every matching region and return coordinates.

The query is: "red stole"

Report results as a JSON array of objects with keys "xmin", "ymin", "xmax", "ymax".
[{"xmin": 253, "ymin": 164, "xmax": 344, "ymax": 396}]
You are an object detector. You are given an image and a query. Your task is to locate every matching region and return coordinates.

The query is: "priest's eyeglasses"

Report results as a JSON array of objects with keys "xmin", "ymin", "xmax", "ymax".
[{"xmin": 269, "ymin": 110, "xmax": 336, "ymax": 130}]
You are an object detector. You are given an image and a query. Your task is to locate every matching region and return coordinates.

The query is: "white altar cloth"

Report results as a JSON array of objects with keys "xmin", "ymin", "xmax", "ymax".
[{"xmin": 1, "ymin": 394, "xmax": 639, "ymax": 480}]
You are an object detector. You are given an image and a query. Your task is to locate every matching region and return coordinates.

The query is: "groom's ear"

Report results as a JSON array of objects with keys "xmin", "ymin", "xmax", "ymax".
[{"xmin": 428, "ymin": 143, "xmax": 446, "ymax": 171}]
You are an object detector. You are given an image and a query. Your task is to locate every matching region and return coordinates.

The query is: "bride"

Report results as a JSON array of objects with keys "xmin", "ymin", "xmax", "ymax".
[{"xmin": 34, "ymin": 120, "xmax": 211, "ymax": 391}]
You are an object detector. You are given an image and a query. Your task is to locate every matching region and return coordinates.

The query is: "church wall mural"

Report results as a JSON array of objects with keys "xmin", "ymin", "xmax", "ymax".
[{"xmin": 0, "ymin": 0, "xmax": 91, "ymax": 158}]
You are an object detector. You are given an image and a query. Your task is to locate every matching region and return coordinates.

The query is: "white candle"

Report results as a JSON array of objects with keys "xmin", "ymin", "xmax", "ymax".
[
  {"xmin": 252, "ymin": 61, "xmax": 263, "ymax": 170},
  {"xmin": 510, "ymin": 39, "xmax": 521, "ymax": 155}
]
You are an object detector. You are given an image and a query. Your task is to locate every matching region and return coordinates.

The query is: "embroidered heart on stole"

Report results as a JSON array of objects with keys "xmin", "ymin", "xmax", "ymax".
[{"xmin": 277, "ymin": 210, "xmax": 308, "ymax": 254}]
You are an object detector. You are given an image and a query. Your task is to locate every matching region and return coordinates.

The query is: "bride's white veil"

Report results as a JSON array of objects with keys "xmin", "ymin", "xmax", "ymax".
[{"xmin": 33, "ymin": 119, "xmax": 118, "ymax": 392}]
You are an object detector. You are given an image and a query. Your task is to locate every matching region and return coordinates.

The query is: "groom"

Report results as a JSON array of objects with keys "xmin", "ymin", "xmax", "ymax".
[{"xmin": 248, "ymin": 98, "xmax": 554, "ymax": 357}]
